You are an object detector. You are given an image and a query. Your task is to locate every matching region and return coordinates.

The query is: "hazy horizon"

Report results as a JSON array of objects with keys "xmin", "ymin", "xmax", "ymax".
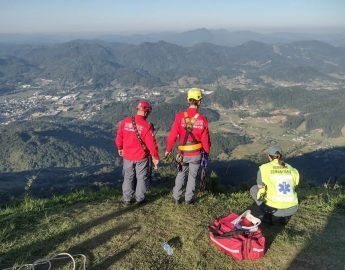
[
  {"xmin": 0, "ymin": 27, "xmax": 345, "ymax": 36},
  {"xmin": 1, "ymin": 0, "xmax": 344, "ymax": 34}
]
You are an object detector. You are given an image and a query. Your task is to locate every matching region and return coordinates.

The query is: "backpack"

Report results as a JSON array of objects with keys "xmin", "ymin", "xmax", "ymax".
[{"xmin": 209, "ymin": 210, "xmax": 265, "ymax": 260}]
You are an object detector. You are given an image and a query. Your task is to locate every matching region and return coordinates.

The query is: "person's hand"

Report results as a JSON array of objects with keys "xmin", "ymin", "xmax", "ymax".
[
  {"xmin": 152, "ymin": 158, "xmax": 159, "ymax": 170},
  {"xmin": 118, "ymin": 149, "xmax": 123, "ymax": 157}
]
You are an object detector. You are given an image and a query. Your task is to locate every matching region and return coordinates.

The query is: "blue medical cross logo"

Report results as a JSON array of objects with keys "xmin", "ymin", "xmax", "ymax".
[{"xmin": 278, "ymin": 182, "xmax": 291, "ymax": 194}]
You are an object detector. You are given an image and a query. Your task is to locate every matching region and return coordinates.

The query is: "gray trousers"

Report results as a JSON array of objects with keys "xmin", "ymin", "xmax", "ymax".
[
  {"xmin": 250, "ymin": 185, "xmax": 298, "ymax": 217},
  {"xmin": 173, "ymin": 155, "xmax": 201, "ymax": 202},
  {"xmin": 122, "ymin": 158, "xmax": 149, "ymax": 202}
]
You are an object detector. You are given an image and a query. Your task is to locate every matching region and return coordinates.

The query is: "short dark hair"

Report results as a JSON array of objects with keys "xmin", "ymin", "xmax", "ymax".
[{"xmin": 188, "ymin": 99, "xmax": 200, "ymax": 106}]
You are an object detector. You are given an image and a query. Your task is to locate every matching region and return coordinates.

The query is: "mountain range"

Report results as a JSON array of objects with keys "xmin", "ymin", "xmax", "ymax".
[
  {"xmin": 1, "ymin": 28, "xmax": 345, "ymax": 46},
  {"xmin": 1, "ymin": 39, "xmax": 345, "ymax": 89}
]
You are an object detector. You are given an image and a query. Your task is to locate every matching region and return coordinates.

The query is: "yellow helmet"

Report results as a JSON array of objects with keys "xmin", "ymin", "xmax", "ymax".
[{"xmin": 187, "ymin": 87, "xmax": 202, "ymax": 101}]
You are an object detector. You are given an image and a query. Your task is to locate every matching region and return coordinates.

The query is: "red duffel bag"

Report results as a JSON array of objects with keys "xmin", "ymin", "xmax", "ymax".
[{"xmin": 209, "ymin": 210, "xmax": 265, "ymax": 260}]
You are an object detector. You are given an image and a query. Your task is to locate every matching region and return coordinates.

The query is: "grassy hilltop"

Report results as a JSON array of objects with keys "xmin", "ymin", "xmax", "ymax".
[{"xmin": 0, "ymin": 182, "xmax": 345, "ymax": 270}]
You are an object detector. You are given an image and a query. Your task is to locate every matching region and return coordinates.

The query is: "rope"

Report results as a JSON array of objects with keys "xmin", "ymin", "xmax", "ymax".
[
  {"xmin": 163, "ymin": 152, "xmax": 182, "ymax": 173},
  {"xmin": 2, "ymin": 253, "xmax": 87, "ymax": 270},
  {"xmin": 164, "ymin": 152, "xmax": 176, "ymax": 164}
]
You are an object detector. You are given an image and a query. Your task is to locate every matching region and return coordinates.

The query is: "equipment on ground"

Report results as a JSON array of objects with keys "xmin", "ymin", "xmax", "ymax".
[
  {"xmin": 2, "ymin": 252, "xmax": 87, "ymax": 270},
  {"xmin": 209, "ymin": 210, "xmax": 265, "ymax": 260},
  {"xmin": 161, "ymin": 242, "xmax": 174, "ymax": 255}
]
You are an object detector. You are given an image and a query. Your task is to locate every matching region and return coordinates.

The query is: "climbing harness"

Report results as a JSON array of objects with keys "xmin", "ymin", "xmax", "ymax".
[
  {"xmin": 177, "ymin": 112, "xmax": 202, "ymax": 153},
  {"xmin": 175, "ymin": 112, "xmax": 202, "ymax": 171}
]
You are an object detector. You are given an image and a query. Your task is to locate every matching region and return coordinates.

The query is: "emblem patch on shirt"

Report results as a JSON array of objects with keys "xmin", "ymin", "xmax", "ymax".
[
  {"xmin": 278, "ymin": 182, "xmax": 291, "ymax": 194},
  {"xmin": 124, "ymin": 122, "xmax": 143, "ymax": 132}
]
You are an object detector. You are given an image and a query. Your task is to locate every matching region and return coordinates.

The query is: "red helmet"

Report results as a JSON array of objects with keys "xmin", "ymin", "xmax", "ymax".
[{"xmin": 136, "ymin": 100, "xmax": 152, "ymax": 112}]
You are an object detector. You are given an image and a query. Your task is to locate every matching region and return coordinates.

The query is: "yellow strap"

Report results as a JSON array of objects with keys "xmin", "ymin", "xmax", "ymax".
[
  {"xmin": 178, "ymin": 143, "xmax": 202, "ymax": 151},
  {"xmin": 184, "ymin": 112, "xmax": 199, "ymax": 126}
]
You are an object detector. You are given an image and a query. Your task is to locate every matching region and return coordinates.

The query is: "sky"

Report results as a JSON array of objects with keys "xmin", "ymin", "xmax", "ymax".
[{"xmin": 0, "ymin": 0, "xmax": 345, "ymax": 34}]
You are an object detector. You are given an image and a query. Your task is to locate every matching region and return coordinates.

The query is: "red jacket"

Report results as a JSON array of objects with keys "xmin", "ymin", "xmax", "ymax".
[
  {"xmin": 166, "ymin": 107, "xmax": 211, "ymax": 156},
  {"xmin": 115, "ymin": 115, "xmax": 159, "ymax": 161}
]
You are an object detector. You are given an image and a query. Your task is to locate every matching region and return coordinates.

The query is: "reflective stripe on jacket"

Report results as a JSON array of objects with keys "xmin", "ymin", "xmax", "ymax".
[{"xmin": 257, "ymin": 159, "xmax": 299, "ymax": 209}]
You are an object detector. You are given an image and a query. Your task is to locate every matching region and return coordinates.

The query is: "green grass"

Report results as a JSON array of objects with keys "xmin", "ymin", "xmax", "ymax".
[{"xmin": 0, "ymin": 186, "xmax": 345, "ymax": 270}]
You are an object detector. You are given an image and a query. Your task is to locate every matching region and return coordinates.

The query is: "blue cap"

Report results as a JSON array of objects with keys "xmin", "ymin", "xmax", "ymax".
[{"xmin": 266, "ymin": 145, "xmax": 282, "ymax": 155}]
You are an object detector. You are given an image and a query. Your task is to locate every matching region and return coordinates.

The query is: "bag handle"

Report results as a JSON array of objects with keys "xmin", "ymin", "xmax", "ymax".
[
  {"xmin": 210, "ymin": 224, "xmax": 245, "ymax": 239},
  {"xmin": 231, "ymin": 210, "xmax": 261, "ymax": 232}
]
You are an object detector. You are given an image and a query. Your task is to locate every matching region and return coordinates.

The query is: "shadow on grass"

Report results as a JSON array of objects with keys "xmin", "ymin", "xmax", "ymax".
[
  {"xmin": 286, "ymin": 206, "xmax": 345, "ymax": 270},
  {"xmin": 67, "ymin": 222, "xmax": 141, "ymax": 268},
  {"xmin": 249, "ymin": 191, "xmax": 345, "ymax": 269},
  {"xmin": 167, "ymin": 236, "xmax": 183, "ymax": 250},
  {"xmin": 0, "ymin": 189, "xmax": 169, "ymax": 269},
  {"xmin": 93, "ymin": 241, "xmax": 140, "ymax": 269}
]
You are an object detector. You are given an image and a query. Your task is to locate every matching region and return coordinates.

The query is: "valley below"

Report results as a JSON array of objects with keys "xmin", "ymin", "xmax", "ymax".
[{"xmin": 1, "ymin": 39, "xmax": 345, "ymax": 203}]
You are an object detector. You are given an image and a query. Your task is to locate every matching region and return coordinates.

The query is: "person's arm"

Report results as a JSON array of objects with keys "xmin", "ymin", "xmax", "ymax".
[
  {"xmin": 256, "ymin": 169, "xmax": 266, "ymax": 200},
  {"xmin": 256, "ymin": 170, "xmax": 263, "ymax": 187},
  {"xmin": 115, "ymin": 120, "xmax": 124, "ymax": 156},
  {"xmin": 201, "ymin": 118, "xmax": 211, "ymax": 154},
  {"xmin": 165, "ymin": 115, "xmax": 179, "ymax": 155},
  {"xmin": 144, "ymin": 124, "xmax": 160, "ymax": 162}
]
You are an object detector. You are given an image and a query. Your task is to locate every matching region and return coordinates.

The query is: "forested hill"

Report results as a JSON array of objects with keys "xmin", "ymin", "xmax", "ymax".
[
  {"xmin": 91, "ymin": 101, "xmax": 220, "ymax": 131},
  {"xmin": 0, "ymin": 120, "xmax": 116, "ymax": 172},
  {"xmin": 90, "ymin": 87, "xmax": 345, "ymax": 138},
  {"xmin": 210, "ymin": 86, "xmax": 345, "ymax": 137},
  {"xmin": 1, "ymin": 40, "xmax": 344, "ymax": 88},
  {"xmin": 0, "ymin": 112, "xmax": 246, "ymax": 173}
]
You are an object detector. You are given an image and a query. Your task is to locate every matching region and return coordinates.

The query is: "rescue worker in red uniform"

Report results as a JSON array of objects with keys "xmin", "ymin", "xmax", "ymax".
[
  {"xmin": 165, "ymin": 88, "xmax": 211, "ymax": 204},
  {"xmin": 115, "ymin": 101, "xmax": 159, "ymax": 206}
]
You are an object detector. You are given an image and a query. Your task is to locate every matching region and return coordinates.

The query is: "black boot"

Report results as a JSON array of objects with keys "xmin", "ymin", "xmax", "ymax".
[
  {"xmin": 185, "ymin": 198, "xmax": 195, "ymax": 205},
  {"xmin": 278, "ymin": 216, "xmax": 291, "ymax": 225},
  {"xmin": 261, "ymin": 213, "xmax": 273, "ymax": 224}
]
